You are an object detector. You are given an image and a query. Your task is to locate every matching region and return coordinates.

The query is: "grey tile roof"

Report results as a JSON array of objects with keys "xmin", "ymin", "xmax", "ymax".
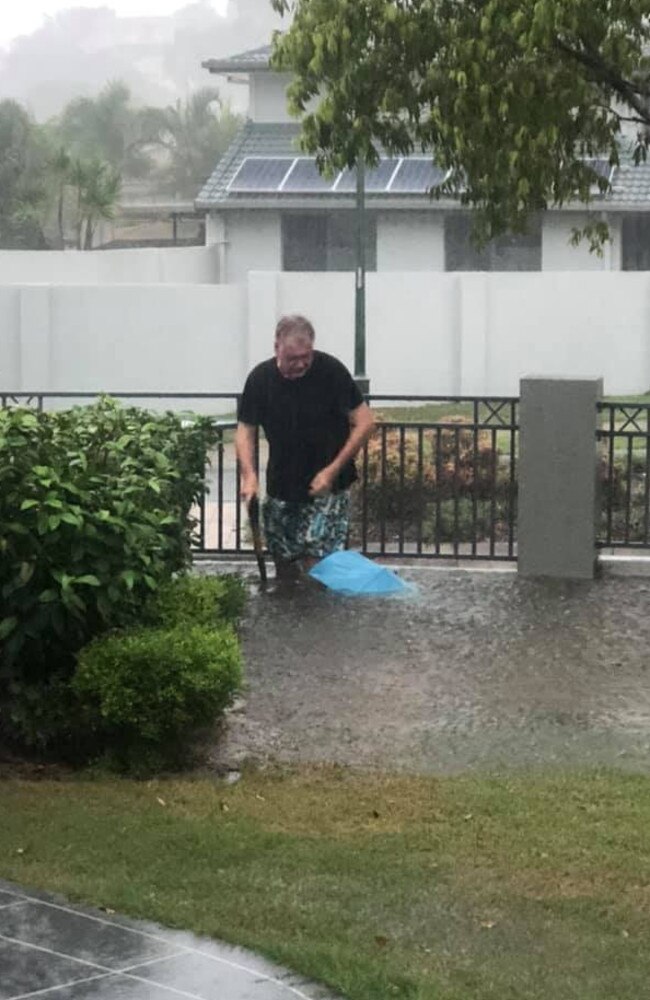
[
  {"xmin": 202, "ymin": 44, "xmax": 272, "ymax": 74},
  {"xmin": 608, "ymin": 159, "xmax": 650, "ymax": 206},
  {"xmin": 196, "ymin": 123, "xmax": 650, "ymax": 211},
  {"xmin": 196, "ymin": 121, "xmax": 302, "ymax": 207}
]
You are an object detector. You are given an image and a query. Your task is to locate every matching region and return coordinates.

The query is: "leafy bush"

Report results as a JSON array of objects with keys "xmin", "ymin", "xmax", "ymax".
[
  {"xmin": 0, "ymin": 398, "xmax": 218, "ymax": 749},
  {"xmin": 74, "ymin": 624, "xmax": 242, "ymax": 770},
  {"xmin": 351, "ymin": 418, "xmax": 514, "ymax": 545},
  {"xmin": 142, "ymin": 574, "xmax": 246, "ymax": 630}
]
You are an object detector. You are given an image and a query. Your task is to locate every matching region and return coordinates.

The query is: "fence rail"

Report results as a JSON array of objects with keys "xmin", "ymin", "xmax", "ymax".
[
  {"xmin": 597, "ymin": 402, "xmax": 650, "ymax": 549},
  {"xmin": 1, "ymin": 392, "xmax": 519, "ymax": 562}
]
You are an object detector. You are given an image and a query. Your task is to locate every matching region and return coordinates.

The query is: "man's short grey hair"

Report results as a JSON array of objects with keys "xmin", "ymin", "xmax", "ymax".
[{"xmin": 275, "ymin": 314, "xmax": 316, "ymax": 343}]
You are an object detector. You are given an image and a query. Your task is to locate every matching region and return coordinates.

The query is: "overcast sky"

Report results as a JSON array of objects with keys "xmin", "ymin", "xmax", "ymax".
[{"xmin": 0, "ymin": 1, "xmax": 229, "ymax": 48}]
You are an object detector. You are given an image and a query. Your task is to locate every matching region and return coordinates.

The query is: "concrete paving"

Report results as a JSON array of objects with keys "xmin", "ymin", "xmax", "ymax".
[{"xmin": 0, "ymin": 879, "xmax": 338, "ymax": 1000}]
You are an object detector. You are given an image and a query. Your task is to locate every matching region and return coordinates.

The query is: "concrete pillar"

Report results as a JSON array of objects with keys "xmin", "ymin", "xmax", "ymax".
[
  {"xmin": 518, "ymin": 377, "xmax": 602, "ymax": 579},
  {"xmin": 205, "ymin": 213, "xmax": 228, "ymax": 283}
]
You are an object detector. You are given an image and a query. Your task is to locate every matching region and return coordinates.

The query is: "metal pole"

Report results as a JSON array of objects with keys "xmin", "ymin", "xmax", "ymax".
[{"xmin": 354, "ymin": 159, "xmax": 370, "ymax": 395}]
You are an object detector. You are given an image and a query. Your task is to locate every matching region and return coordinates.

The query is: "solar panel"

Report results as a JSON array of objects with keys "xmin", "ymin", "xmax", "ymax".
[
  {"xmin": 228, "ymin": 157, "xmax": 294, "ymax": 192},
  {"xmin": 281, "ymin": 158, "xmax": 339, "ymax": 192},
  {"xmin": 389, "ymin": 158, "xmax": 448, "ymax": 193},
  {"xmin": 336, "ymin": 159, "xmax": 401, "ymax": 193}
]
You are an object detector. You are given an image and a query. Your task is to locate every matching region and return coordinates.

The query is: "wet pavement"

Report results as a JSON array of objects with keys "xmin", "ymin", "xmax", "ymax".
[
  {"xmin": 205, "ymin": 563, "xmax": 650, "ymax": 774},
  {"xmin": 0, "ymin": 878, "xmax": 337, "ymax": 1000}
]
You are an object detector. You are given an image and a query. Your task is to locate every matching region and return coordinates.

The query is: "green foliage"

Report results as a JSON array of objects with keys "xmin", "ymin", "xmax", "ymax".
[
  {"xmin": 272, "ymin": 0, "xmax": 650, "ymax": 247},
  {"xmin": 142, "ymin": 574, "xmax": 247, "ymax": 630},
  {"xmin": 0, "ymin": 399, "xmax": 219, "ymax": 750},
  {"xmin": 56, "ymin": 81, "xmax": 161, "ymax": 179},
  {"xmin": 143, "ymin": 89, "xmax": 242, "ymax": 199},
  {"xmin": 0, "ymin": 100, "xmax": 49, "ymax": 248},
  {"xmin": 351, "ymin": 420, "xmax": 515, "ymax": 545},
  {"xmin": 68, "ymin": 156, "xmax": 122, "ymax": 250},
  {"xmin": 73, "ymin": 624, "xmax": 242, "ymax": 769}
]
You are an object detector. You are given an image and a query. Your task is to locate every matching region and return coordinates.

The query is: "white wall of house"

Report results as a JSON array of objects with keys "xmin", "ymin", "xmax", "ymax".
[
  {"xmin": 376, "ymin": 213, "xmax": 445, "ymax": 271},
  {"xmin": 208, "ymin": 211, "xmax": 282, "ymax": 283},
  {"xmin": 212, "ymin": 207, "xmax": 630, "ymax": 277},
  {"xmin": 3, "ymin": 271, "xmax": 650, "ymax": 400},
  {"xmin": 249, "ymin": 72, "xmax": 293, "ymax": 123},
  {"xmin": 0, "ymin": 246, "xmax": 220, "ymax": 284},
  {"xmin": 542, "ymin": 213, "xmax": 623, "ymax": 270}
]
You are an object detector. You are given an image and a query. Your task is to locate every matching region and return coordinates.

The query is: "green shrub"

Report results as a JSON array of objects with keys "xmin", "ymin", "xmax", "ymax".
[
  {"xmin": 74, "ymin": 624, "xmax": 241, "ymax": 769},
  {"xmin": 0, "ymin": 398, "xmax": 218, "ymax": 749},
  {"xmin": 351, "ymin": 419, "xmax": 514, "ymax": 545},
  {"xmin": 142, "ymin": 574, "xmax": 246, "ymax": 630}
]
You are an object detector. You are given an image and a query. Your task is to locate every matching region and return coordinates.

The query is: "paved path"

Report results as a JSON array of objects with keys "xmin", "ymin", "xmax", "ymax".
[{"xmin": 0, "ymin": 879, "xmax": 337, "ymax": 1000}]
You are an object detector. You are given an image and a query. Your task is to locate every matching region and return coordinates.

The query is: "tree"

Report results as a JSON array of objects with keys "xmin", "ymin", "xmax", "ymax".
[
  {"xmin": 57, "ymin": 81, "xmax": 162, "ymax": 179},
  {"xmin": 69, "ymin": 158, "xmax": 122, "ymax": 250},
  {"xmin": 0, "ymin": 101, "xmax": 49, "ymax": 248},
  {"xmin": 144, "ymin": 88, "xmax": 241, "ymax": 199},
  {"xmin": 271, "ymin": 0, "xmax": 650, "ymax": 246},
  {"xmin": 47, "ymin": 145, "xmax": 73, "ymax": 248}
]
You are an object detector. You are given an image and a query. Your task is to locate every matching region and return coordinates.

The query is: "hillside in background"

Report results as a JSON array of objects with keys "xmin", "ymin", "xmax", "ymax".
[{"xmin": 0, "ymin": 0, "xmax": 283, "ymax": 121}]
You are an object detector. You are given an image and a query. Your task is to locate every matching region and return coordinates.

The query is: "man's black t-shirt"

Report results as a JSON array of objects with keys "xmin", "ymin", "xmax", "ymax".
[{"xmin": 238, "ymin": 351, "xmax": 364, "ymax": 502}]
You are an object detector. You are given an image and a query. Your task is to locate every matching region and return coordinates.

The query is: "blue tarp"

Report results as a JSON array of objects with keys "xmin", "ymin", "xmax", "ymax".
[{"xmin": 309, "ymin": 550, "xmax": 416, "ymax": 597}]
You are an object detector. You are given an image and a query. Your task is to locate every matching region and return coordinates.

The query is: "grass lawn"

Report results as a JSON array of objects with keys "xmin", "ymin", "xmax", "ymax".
[{"xmin": 1, "ymin": 767, "xmax": 650, "ymax": 999}]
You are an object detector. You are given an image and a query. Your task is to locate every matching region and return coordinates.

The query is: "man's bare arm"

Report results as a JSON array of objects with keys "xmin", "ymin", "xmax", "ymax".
[
  {"xmin": 235, "ymin": 422, "xmax": 259, "ymax": 501},
  {"xmin": 309, "ymin": 403, "xmax": 375, "ymax": 496}
]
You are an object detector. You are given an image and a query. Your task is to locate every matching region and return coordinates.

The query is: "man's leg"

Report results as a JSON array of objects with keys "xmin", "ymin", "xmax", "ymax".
[
  {"xmin": 263, "ymin": 496, "xmax": 305, "ymax": 582},
  {"xmin": 301, "ymin": 492, "xmax": 351, "ymax": 568}
]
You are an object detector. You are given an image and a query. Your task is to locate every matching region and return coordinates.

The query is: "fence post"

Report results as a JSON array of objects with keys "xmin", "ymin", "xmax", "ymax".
[{"xmin": 518, "ymin": 377, "xmax": 602, "ymax": 579}]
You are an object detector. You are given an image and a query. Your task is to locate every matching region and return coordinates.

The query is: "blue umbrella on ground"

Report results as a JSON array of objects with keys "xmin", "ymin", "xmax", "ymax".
[{"xmin": 308, "ymin": 550, "xmax": 416, "ymax": 597}]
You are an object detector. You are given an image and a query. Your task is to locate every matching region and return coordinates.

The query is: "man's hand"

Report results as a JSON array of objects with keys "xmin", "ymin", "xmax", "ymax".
[
  {"xmin": 241, "ymin": 471, "xmax": 259, "ymax": 503},
  {"xmin": 309, "ymin": 467, "xmax": 336, "ymax": 497}
]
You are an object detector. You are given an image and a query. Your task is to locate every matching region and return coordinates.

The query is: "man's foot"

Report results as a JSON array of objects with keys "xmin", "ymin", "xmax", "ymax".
[{"xmin": 273, "ymin": 557, "xmax": 302, "ymax": 583}]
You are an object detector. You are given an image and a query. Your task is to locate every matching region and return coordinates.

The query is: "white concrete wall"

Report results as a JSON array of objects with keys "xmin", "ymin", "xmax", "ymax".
[
  {"xmin": 249, "ymin": 72, "xmax": 293, "ymax": 123},
  {"xmin": 0, "ymin": 246, "xmax": 220, "ymax": 285},
  {"xmin": 221, "ymin": 211, "xmax": 282, "ymax": 283},
  {"xmin": 542, "ymin": 213, "xmax": 622, "ymax": 270},
  {"xmin": 484, "ymin": 272, "xmax": 649, "ymax": 396},
  {"xmin": 377, "ymin": 213, "xmax": 445, "ymax": 271},
  {"xmin": 3, "ymin": 272, "xmax": 650, "ymax": 400},
  {"xmin": 1, "ymin": 284, "xmax": 246, "ymax": 414},
  {"xmin": 243, "ymin": 271, "xmax": 650, "ymax": 397}
]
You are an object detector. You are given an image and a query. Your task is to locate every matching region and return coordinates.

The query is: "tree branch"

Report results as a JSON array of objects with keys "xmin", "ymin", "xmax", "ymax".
[{"xmin": 555, "ymin": 37, "xmax": 650, "ymax": 126}]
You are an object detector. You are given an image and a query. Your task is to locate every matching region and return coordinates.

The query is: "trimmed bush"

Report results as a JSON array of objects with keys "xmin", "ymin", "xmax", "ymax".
[
  {"xmin": 0, "ymin": 398, "xmax": 218, "ymax": 750},
  {"xmin": 74, "ymin": 624, "xmax": 242, "ymax": 769},
  {"xmin": 142, "ymin": 574, "xmax": 247, "ymax": 630}
]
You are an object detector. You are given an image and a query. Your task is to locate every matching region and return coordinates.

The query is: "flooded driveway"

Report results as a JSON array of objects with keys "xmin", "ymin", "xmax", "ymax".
[{"xmin": 204, "ymin": 565, "xmax": 650, "ymax": 774}]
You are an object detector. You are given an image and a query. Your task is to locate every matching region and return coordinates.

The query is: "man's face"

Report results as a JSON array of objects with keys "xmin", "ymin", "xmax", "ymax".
[{"xmin": 275, "ymin": 334, "xmax": 314, "ymax": 379}]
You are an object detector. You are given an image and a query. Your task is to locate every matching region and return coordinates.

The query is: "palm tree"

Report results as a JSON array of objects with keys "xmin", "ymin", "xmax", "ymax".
[
  {"xmin": 70, "ymin": 158, "xmax": 122, "ymax": 250},
  {"xmin": 58, "ymin": 81, "xmax": 160, "ymax": 179},
  {"xmin": 47, "ymin": 145, "xmax": 72, "ymax": 248},
  {"xmin": 147, "ymin": 88, "xmax": 241, "ymax": 199}
]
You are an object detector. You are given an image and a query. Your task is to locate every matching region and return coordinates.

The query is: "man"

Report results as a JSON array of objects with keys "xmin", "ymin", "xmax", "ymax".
[{"xmin": 235, "ymin": 314, "xmax": 375, "ymax": 579}]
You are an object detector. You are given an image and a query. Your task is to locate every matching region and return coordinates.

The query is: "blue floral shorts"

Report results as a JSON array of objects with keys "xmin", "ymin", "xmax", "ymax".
[{"xmin": 262, "ymin": 491, "xmax": 351, "ymax": 561}]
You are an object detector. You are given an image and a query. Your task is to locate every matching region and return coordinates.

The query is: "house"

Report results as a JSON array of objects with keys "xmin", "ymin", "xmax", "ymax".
[{"xmin": 197, "ymin": 44, "xmax": 650, "ymax": 282}]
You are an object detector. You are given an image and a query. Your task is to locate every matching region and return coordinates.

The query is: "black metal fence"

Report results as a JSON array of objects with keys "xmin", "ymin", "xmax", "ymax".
[
  {"xmin": 8, "ymin": 391, "xmax": 650, "ymax": 559},
  {"xmin": 598, "ymin": 402, "xmax": 650, "ymax": 549},
  {"xmin": 1, "ymin": 391, "xmax": 519, "ymax": 562}
]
